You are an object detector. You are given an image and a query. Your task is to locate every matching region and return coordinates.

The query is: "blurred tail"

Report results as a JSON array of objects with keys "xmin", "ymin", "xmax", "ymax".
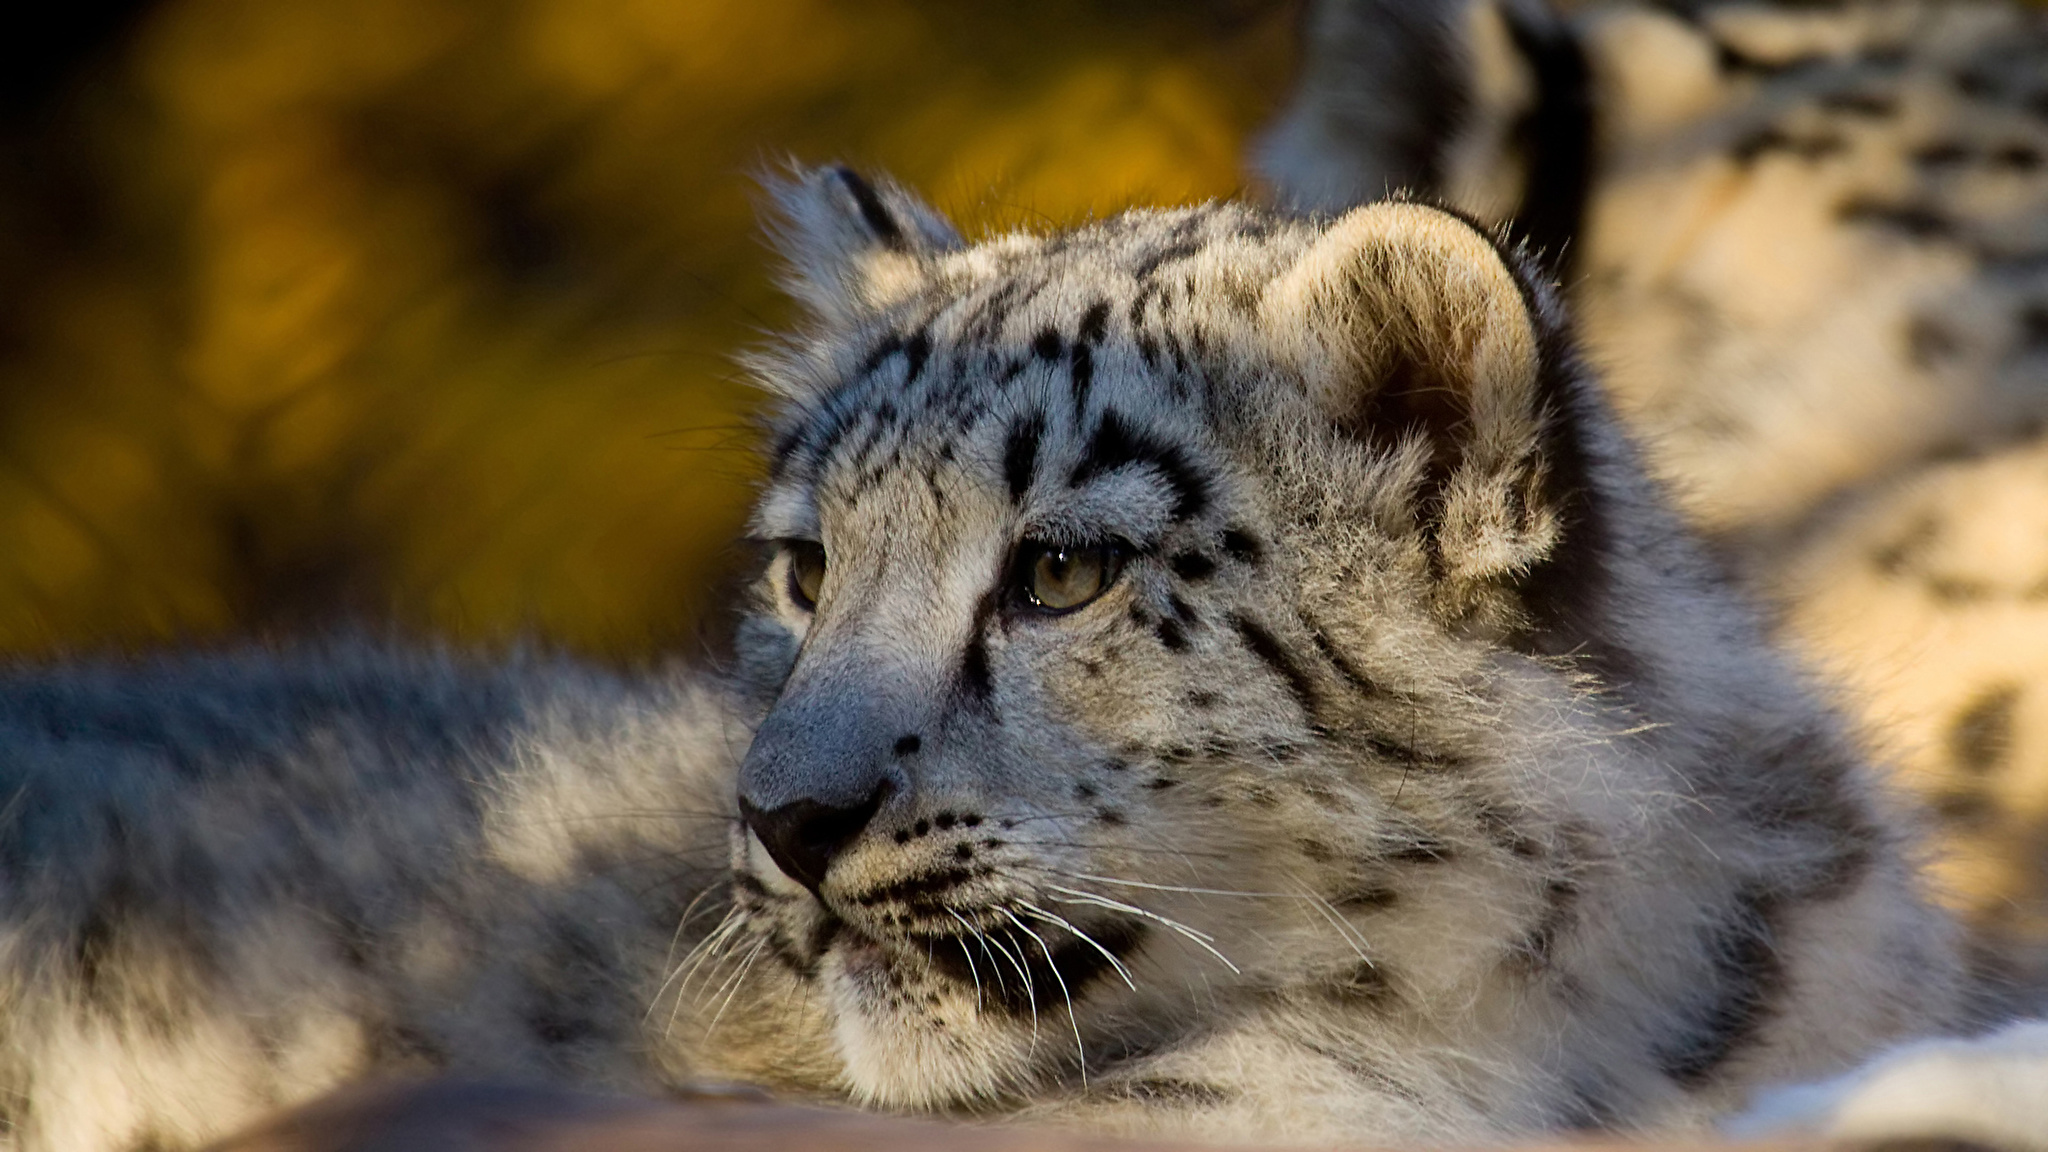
[{"xmin": 1250, "ymin": 0, "xmax": 1590, "ymax": 276}]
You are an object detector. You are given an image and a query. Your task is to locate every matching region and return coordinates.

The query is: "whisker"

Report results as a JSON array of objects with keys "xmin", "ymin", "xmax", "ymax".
[
  {"xmin": 1017, "ymin": 901, "xmax": 1137, "ymax": 991},
  {"xmin": 943, "ymin": 909, "xmax": 988, "ymax": 1011},
  {"xmin": 648, "ymin": 886, "xmax": 730, "ymax": 1019},
  {"xmin": 984, "ymin": 838, "xmax": 1235, "ymax": 862},
  {"xmin": 952, "ymin": 909, "xmax": 1013, "ymax": 998},
  {"xmin": 1042, "ymin": 884, "xmax": 1241, "ymax": 975},
  {"xmin": 673, "ymin": 910, "xmax": 749, "ymax": 1003},
  {"xmin": 981, "ymin": 923, "xmax": 1040, "ymax": 1049},
  {"xmin": 1002, "ymin": 909, "xmax": 1085, "ymax": 1088},
  {"xmin": 1056, "ymin": 871, "xmax": 1303, "ymax": 900},
  {"xmin": 1294, "ymin": 884, "xmax": 1371, "ymax": 961},
  {"xmin": 703, "ymin": 934, "xmax": 770, "ymax": 1039}
]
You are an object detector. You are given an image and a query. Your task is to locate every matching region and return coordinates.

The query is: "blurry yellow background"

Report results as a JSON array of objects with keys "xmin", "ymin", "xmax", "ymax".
[{"xmin": 0, "ymin": 0, "xmax": 1297, "ymax": 660}]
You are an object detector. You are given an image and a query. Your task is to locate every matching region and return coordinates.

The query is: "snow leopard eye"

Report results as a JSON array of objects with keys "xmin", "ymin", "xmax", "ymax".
[
  {"xmin": 783, "ymin": 540, "xmax": 827, "ymax": 610},
  {"xmin": 1016, "ymin": 541, "xmax": 1125, "ymax": 613}
]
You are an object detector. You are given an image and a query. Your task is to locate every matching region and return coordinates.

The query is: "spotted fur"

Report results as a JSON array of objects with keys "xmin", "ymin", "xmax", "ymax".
[
  {"xmin": 0, "ymin": 167, "xmax": 1964, "ymax": 1149},
  {"xmin": 1259, "ymin": 0, "xmax": 2048, "ymax": 1021},
  {"xmin": 713, "ymin": 166, "xmax": 1958, "ymax": 1141}
]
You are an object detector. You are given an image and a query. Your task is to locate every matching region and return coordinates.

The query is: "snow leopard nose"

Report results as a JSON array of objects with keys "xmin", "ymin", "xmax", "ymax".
[{"xmin": 739, "ymin": 782, "xmax": 891, "ymax": 896}]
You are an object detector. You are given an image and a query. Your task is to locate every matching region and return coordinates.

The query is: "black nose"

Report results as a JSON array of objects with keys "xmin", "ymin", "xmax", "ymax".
[{"xmin": 740, "ymin": 781, "xmax": 889, "ymax": 895}]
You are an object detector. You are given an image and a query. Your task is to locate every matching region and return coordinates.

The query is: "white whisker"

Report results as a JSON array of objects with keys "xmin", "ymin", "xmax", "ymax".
[
  {"xmin": 1018, "ymin": 900, "xmax": 1137, "ymax": 991},
  {"xmin": 1044, "ymin": 884, "xmax": 1241, "ymax": 975},
  {"xmin": 703, "ymin": 934, "xmax": 769, "ymax": 1039},
  {"xmin": 1003, "ymin": 909, "xmax": 1086, "ymax": 1088},
  {"xmin": 943, "ymin": 909, "xmax": 988, "ymax": 1011}
]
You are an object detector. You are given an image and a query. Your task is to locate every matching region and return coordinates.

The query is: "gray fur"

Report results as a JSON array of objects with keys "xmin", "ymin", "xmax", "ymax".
[{"xmin": 0, "ymin": 168, "xmax": 1964, "ymax": 1148}]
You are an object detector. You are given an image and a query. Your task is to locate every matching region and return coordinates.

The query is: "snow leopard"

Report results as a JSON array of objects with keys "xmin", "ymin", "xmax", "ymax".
[
  {"xmin": 1258, "ymin": 0, "xmax": 2048, "ymax": 1016},
  {"xmin": 0, "ymin": 164, "xmax": 1961, "ymax": 1150}
]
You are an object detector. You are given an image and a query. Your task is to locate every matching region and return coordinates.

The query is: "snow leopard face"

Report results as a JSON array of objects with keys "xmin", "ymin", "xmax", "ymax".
[{"xmin": 716, "ymin": 167, "xmax": 1614, "ymax": 1110}]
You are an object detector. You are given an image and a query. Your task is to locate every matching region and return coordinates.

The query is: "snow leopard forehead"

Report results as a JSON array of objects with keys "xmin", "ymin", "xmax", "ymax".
[{"xmin": 751, "ymin": 188, "xmax": 1325, "ymax": 546}]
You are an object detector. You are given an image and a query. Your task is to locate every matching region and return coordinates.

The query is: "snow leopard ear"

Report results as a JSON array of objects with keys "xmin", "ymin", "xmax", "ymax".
[
  {"xmin": 1263, "ymin": 201, "xmax": 1580, "ymax": 615},
  {"xmin": 769, "ymin": 165, "xmax": 962, "ymax": 329}
]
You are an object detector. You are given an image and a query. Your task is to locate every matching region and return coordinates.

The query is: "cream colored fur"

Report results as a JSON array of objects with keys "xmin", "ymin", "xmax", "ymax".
[
  {"xmin": 0, "ymin": 171, "xmax": 1968, "ymax": 1149},
  {"xmin": 1258, "ymin": 0, "xmax": 2048, "ymax": 1142}
]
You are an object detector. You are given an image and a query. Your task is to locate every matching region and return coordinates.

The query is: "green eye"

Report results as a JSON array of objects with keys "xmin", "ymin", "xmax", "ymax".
[
  {"xmin": 1019, "ymin": 542, "xmax": 1123, "ymax": 612},
  {"xmin": 784, "ymin": 541, "xmax": 827, "ymax": 610}
]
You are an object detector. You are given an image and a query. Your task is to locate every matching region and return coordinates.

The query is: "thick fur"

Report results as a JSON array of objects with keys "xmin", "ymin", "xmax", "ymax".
[
  {"xmin": 1260, "ymin": 0, "xmax": 2048, "ymax": 1139},
  {"xmin": 1257, "ymin": 0, "xmax": 2048, "ymax": 1020},
  {"xmin": 0, "ymin": 170, "xmax": 1962, "ymax": 1148}
]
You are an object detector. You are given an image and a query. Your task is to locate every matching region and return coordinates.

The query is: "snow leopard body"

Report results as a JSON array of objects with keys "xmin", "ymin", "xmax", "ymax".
[
  {"xmin": 0, "ymin": 164, "xmax": 1962, "ymax": 1150},
  {"xmin": 1259, "ymin": 0, "xmax": 2048, "ymax": 1016}
]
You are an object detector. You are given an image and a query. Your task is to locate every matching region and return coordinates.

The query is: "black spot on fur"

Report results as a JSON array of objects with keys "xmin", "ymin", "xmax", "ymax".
[
  {"xmin": 1993, "ymin": 143, "xmax": 2044, "ymax": 171},
  {"xmin": 1932, "ymin": 786, "xmax": 1998, "ymax": 830},
  {"xmin": 1914, "ymin": 141, "xmax": 1972, "ymax": 169},
  {"xmin": 1334, "ymin": 885, "xmax": 1399, "ymax": 910},
  {"xmin": 1387, "ymin": 838, "xmax": 1452, "ymax": 865},
  {"xmin": 831, "ymin": 167, "xmax": 905, "ymax": 250},
  {"xmin": 1155, "ymin": 617, "xmax": 1188, "ymax": 650},
  {"xmin": 1003, "ymin": 413, "xmax": 1045, "ymax": 503},
  {"xmin": 1507, "ymin": 878, "xmax": 1581, "ymax": 976},
  {"xmin": 1908, "ymin": 317, "xmax": 1963, "ymax": 368},
  {"xmin": 1817, "ymin": 89, "xmax": 1896, "ymax": 117},
  {"xmin": 960, "ymin": 634, "xmax": 993, "ymax": 704},
  {"xmin": 1949, "ymin": 684, "xmax": 2019, "ymax": 775},
  {"xmin": 1305, "ymin": 619, "xmax": 1381, "ymax": 698},
  {"xmin": 1654, "ymin": 885, "xmax": 1785, "ymax": 1088},
  {"xmin": 1477, "ymin": 805, "xmax": 1544, "ymax": 859},
  {"xmin": 1186, "ymin": 690, "xmax": 1219, "ymax": 709},
  {"xmin": 1077, "ymin": 300, "xmax": 1111, "ymax": 345},
  {"xmin": 1323, "ymin": 959, "xmax": 1396, "ymax": 1007},
  {"xmin": 1070, "ymin": 409, "xmax": 1210, "ymax": 520},
  {"xmin": 2021, "ymin": 304, "xmax": 2048, "ymax": 348},
  {"xmin": 1734, "ymin": 127, "xmax": 1846, "ymax": 163},
  {"xmin": 900, "ymin": 330, "xmax": 931, "ymax": 383},
  {"xmin": 1228, "ymin": 613, "xmax": 1317, "ymax": 719},
  {"xmin": 1838, "ymin": 197, "xmax": 1954, "ymax": 237},
  {"xmin": 1132, "ymin": 236, "xmax": 1206, "ymax": 282},
  {"xmin": 859, "ymin": 332, "xmax": 905, "ymax": 376},
  {"xmin": 1221, "ymin": 528, "xmax": 1262, "ymax": 564},
  {"xmin": 1170, "ymin": 551, "xmax": 1215, "ymax": 580},
  {"xmin": 1749, "ymin": 729, "xmax": 1882, "ymax": 903},
  {"xmin": 894, "ymin": 734, "xmax": 922, "ymax": 757},
  {"xmin": 1032, "ymin": 328, "xmax": 1063, "ymax": 361}
]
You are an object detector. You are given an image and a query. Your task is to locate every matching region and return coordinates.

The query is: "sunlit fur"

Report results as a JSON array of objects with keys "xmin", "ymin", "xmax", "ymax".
[
  {"xmin": 1258, "ymin": 0, "xmax": 2048, "ymax": 1022},
  {"xmin": 0, "ymin": 169, "xmax": 1966, "ymax": 1150},
  {"xmin": 714, "ymin": 167, "xmax": 1960, "ymax": 1141}
]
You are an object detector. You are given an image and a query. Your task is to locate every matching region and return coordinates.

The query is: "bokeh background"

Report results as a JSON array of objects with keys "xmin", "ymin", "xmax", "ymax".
[{"xmin": 0, "ymin": 0, "xmax": 1299, "ymax": 662}]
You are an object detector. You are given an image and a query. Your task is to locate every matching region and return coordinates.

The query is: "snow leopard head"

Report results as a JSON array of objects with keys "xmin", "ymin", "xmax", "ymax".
[{"xmin": 713, "ymin": 164, "xmax": 1617, "ymax": 1109}]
